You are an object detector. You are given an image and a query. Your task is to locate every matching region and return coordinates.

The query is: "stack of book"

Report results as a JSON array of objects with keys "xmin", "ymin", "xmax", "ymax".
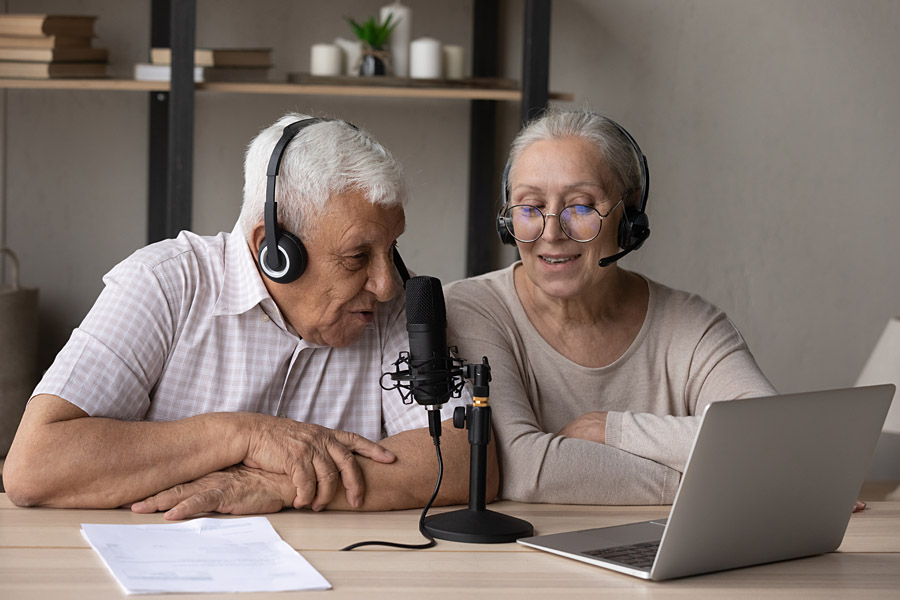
[
  {"xmin": 0, "ymin": 14, "xmax": 108, "ymax": 79},
  {"xmin": 134, "ymin": 47, "xmax": 272, "ymax": 82}
]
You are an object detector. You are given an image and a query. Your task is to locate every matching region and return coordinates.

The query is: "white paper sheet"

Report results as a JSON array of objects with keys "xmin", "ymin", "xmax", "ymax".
[{"xmin": 81, "ymin": 517, "xmax": 331, "ymax": 594}]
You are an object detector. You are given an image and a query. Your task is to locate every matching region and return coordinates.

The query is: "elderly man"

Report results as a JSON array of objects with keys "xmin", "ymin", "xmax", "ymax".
[{"xmin": 4, "ymin": 114, "xmax": 495, "ymax": 519}]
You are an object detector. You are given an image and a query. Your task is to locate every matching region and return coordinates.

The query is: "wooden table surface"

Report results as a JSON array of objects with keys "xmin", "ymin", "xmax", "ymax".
[{"xmin": 2, "ymin": 494, "xmax": 899, "ymax": 599}]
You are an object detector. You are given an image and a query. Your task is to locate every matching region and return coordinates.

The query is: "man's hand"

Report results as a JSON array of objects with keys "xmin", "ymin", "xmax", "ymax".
[
  {"xmin": 243, "ymin": 416, "xmax": 396, "ymax": 511},
  {"xmin": 132, "ymin": 416, "xmax": 493, "ymax": 515},
  {"xmin": 559, "ymin": 411, "xmax": 608, "ymax": 444},
  {"xmin": 131, "ymin": 465, "xmax": 295, "ymax": 520}
]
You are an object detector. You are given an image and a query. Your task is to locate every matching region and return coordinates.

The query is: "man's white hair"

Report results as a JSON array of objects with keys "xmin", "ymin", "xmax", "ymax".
[{"xmin": 238, "ymin": 112, "xmax": 408, "ymax": 241}]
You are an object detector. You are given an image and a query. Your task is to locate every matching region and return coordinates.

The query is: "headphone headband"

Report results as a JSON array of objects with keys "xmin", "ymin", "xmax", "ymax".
[
  {"xmin": 263, "ymin": 118, "xmax": 330, "ymax": 274},
  {"xmin": 610, "ymin": 120, "xmax": 650, "ymax": 214}
]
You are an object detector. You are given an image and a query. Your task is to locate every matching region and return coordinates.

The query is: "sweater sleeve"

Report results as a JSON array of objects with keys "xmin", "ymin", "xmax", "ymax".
[
  {"xmin": 446, "ymin": 277, "xmax": 681, "ymax": 505},
  {"xmin": 488, "ymin": 341, "xmax": 681, "ymax": 504},
  {"xmin": 605, "ymin": 305, "xmax": 776, "ymax": 471}
]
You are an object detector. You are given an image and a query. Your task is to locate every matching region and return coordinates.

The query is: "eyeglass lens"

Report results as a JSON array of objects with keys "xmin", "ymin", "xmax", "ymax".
[{"xmin": 507, "ymin": 205, "xmax": 603, "ymax": 243}]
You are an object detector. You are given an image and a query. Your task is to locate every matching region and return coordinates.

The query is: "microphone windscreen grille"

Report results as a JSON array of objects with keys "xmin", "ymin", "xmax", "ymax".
[{"xmin": 405, "ymin": 275, "xmax": 446, "ymax": 325}]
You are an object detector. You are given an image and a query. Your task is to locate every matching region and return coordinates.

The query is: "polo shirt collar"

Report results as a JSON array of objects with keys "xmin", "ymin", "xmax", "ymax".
[
  {"xmin": 213, "ymin": 223, "xmax": 275, "ymax": 318},
  {"xmin": 213, "ymin": 224, "xmax": 334, "ymax": 346}
]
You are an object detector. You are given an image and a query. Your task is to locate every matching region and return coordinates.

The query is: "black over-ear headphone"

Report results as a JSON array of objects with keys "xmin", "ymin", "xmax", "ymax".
[
  {"xmin": 496, "ymin": 115, "xmax": 651, "ymax": 268},
  {"xmin": 258, "ymin": 118, "xmax": 324, "ymax": 284},
  {"xmin": 258, "ymin": 117, "xmax": 411, "ymax": 286}
]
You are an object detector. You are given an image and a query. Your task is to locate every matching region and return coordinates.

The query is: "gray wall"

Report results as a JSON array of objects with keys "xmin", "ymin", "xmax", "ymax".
[
  {"xmin": 530, "ymin": 0, "xmax": 900, "ymax": 395},
  {"xmin": 2, "ymin": 0, "xmax": 899, "ymax": 398}
]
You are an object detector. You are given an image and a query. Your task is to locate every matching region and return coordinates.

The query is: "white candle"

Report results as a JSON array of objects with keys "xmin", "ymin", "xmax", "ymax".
[
  {"xmin": 333, "ymin": 37, "xmax": 362, "ymax": 76},
  {"xmin": 310, "ymin": 43, "xmax": 341, "ymax": 76},
  {"xmin": 442, "ymin": 44, "xmax": 465, "ymax": 79},
  {"xmin": 409, "ymin": 37, "xmax": 442, "ymax": 79},
  {"xmin": 380, "ymin": 2, "xmax": 411, "ymax": 77}
]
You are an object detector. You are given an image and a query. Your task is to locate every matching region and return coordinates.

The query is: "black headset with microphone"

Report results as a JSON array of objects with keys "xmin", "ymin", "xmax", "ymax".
[
  {"xmin": 258, "ymin": 118, "xmax": 410, "ymax": 285},
  {"xmin": 495, "ymin": 115, "xmax": 651, "ymax": 267}
]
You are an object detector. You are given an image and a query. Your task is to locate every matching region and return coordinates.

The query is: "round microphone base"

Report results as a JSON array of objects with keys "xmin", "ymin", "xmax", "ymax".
[{"xmin": 423, "ymin": 508, "xmax": 534, "ymax": 544}]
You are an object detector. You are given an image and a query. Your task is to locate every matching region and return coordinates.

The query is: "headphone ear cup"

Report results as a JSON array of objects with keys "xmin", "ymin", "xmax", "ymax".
[
  {"xmin": 617, "ymin": 207, "xmax": 650, "ymax": 251},
  {"xmin": 258, "ymin": 230, "xmax": 307, "ymax": 284},
  {"xmin": 496, "ymin": 160, "xmax": 516, "ymax": 246},
  {"xmin": 496, "ymin": 210, "xmax": 516, "ymax": 246},
  {"xmin": 617, "ymin": 207, "xmax": 633, "ymax": 250},
  {"xmin": 278, "ymin": 231, "xmax": 307, "ymax": 282}
]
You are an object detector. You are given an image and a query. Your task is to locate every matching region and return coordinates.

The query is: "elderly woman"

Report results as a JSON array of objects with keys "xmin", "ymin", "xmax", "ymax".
[{"xmin": 445, "ymin": 109, "xmax": 775, "ymax": 504}]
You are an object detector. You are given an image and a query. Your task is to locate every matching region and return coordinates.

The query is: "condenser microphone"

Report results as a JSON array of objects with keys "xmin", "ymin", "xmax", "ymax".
[{"xmin": 405, "ymin": 276, "xmax": 455, "ymax": 408}]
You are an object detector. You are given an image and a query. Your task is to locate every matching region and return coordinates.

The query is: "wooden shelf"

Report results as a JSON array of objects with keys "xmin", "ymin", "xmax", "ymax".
[
  {"xmin": 0, "ymin": 78, "xmax": 165, "ymax": 91},
  {"xmin": 200, "ymin": 81, "xmax": 573, "ymax": 101},
  {"xmin": 0, "ymin": 77, "xmax": 573, "ymax": 101},
  {"xmin": 0, "ymin": 0, "xmax": 556, "ymax": 276}
]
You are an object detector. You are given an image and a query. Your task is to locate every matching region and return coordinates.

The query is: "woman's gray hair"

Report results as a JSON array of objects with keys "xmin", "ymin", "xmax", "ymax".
[
  {"xmin": 508, "ymin": 108, "xmax": 643, "ymax": 206},
  {"xmin": 238, "ymin": 112, "xmax": 408, "ymax": 241}
]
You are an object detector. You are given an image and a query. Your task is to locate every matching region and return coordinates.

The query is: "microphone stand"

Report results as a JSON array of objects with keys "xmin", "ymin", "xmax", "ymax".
[{"xmin": 422, "ymin": 358, "xmax": 534, "ymax": 543}]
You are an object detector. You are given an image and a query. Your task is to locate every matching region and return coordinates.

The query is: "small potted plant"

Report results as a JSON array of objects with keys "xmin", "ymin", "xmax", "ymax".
[{"xmin": 345, "ymin": 13, "xmax": 396, "ymax": 76}]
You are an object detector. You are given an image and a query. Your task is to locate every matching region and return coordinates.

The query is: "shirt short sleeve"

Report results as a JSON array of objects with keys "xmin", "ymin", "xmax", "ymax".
[{"xmin": 33, "ymin": 258, "xmax": 174, "ymax": 420}]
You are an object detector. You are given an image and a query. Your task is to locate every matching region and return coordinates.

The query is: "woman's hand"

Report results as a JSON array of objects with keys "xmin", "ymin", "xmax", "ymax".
[
  {"xmin": 131, "ymin": 465, "xmax": 296, "ymax": 520},
  {"xmin": 558, "ymin": 411, "xmax": 608, "ymax": 444}
]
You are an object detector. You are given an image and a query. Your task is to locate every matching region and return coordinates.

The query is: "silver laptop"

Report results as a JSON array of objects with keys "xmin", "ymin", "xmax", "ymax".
[{"xmin": 517, "ymin": 384, "xmax": 895, "ymax": 581}]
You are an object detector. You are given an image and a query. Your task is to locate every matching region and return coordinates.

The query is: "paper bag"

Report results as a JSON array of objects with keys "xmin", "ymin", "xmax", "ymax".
[{"xmin": 0, "ymin": 247, "xmax": 38, "ymax": 456}]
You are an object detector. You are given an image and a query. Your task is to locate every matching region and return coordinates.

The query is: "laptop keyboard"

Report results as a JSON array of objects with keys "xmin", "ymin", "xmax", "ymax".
[{"xmin": 582, "ymin": 540, "xmax": 660, "ymax": 570}]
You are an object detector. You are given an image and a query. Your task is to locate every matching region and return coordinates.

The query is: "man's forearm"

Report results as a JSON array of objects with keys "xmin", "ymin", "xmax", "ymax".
[
  {"xmin": 327, "ymin": 419, "xmax": 500, "ymax": 511},
  {"xmin": 4, "ymin": 395, "xmax": 253, "ymax": 509},
  {"xmin": 129, "ymin": 418, "xmax": 500, "ymax": 519}
]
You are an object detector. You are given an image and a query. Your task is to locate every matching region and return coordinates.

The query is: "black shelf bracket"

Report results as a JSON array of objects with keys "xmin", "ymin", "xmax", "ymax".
[
  {"xmin": 148, "ymin": 0, "xmax": 195, "ymax": 243},
  {"xmin": 467, "ymin": 0, "xmax": 551, "ymax": 276},
  {"xmin": 466, "ymin": 0, "xmax": 500, "ymax": 277},
  {"xmin": 522, "ymin": 0, "xmax": 551, "ymax": 124}
]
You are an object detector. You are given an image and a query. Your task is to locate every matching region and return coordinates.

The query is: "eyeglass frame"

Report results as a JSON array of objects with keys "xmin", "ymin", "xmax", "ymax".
[{"xmin": 500, "ymin": 198, "xmax": 624, "ymax": 244}]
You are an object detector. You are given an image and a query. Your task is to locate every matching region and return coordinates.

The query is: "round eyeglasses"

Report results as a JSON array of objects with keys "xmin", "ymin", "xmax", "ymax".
[{"xmin": 501, "ymin": 200, "xmax": 623, "ymax": 243}]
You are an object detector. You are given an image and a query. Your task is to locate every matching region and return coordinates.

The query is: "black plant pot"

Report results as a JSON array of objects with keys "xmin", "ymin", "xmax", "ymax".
[{"xmin": 359, "ymin": 53, "xmax": 386, "ymax": 76}]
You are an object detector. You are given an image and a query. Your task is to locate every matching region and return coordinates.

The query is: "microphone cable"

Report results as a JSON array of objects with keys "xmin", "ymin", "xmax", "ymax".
[{"xmin": 340, "ymin": 433, "xmax": 443, "ymax": 551}]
